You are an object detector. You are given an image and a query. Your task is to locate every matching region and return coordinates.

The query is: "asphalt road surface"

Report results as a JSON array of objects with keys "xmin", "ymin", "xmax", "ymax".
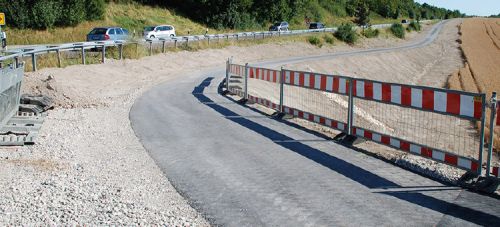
[{"xmin": 130, "ymin": 20, "xmax": 500, "ymax": 226}]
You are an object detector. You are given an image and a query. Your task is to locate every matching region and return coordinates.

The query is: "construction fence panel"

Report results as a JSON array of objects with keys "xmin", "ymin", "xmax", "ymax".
[
  {"xmin": 247, "ymin": 67, "xmax": 281, "ymax": 111},
  {"xmin": 228, "ymin": 63, "xmax": 246, "ymax": 98},
  {"xmin": 0, "ymin": 65, "xmax": 24, "ymax": 130},
  {"xmin": 281, "ymin": 69, "xmax": 350, "ymax": 133},
  {"xmin": 351, "ymin": 78, "xmax": 485, "ymax": 173}
]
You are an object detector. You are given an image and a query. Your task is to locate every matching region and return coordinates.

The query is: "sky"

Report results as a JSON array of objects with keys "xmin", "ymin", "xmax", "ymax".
[{"xmin": 415, "ymin": 0, "xmax": 500, "ymax": 16}]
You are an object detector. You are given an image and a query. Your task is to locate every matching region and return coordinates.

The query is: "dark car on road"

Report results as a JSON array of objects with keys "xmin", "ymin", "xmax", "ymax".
[
  {"xmin": 309, "ymin": 22, "xmax": 325, "ymax": 29},
  {"xmin": 86, "ymin": 27, "xmax": 129, "ymax": 41},
  {"xmin": 269, "ymin": 22, "xmax": 289, "ymax": 31}
]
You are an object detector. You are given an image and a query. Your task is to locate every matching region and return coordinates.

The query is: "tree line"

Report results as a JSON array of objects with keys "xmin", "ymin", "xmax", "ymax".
[{"xmin": 0, "ymin": 0, "xmax": 464, "ymax": 30}]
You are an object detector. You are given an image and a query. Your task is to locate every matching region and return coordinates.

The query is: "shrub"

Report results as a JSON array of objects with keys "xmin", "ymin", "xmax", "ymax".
[
  {"xmin": 323, "ymin": 34, "xmax": 334, "ymax": 44},
  {"xmin": 407, "ymin": 21, "xmax": 421, "ymax": 32},
  {"xmin": 362, "ymin": 27, "xmax": 379, "ymax": 38},
  {"xmin": 31, "ymin": 0, "xmax": 60, "ymax": 29},
  {"xmin": 308, "ymin": 36, "xmax": 323, "ymax": 47},
  {"xmin": 390, "ymin": 23, "xmax": 405, "ymax": 39},
  {"xmin": 335, "ymin": 23, "xmax": 358, "ymax": 44}
]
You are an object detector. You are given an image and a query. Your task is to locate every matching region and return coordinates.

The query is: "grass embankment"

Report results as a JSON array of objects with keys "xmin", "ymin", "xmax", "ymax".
[{"xmin": 448, "ymin": 18, "xmax": 500, "ymax": 152}]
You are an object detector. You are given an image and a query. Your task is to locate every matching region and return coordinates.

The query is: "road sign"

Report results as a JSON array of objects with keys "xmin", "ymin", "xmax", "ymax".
[{"xmin": 0, "ymin": 13, "xmax": 5, "ymax": 26}]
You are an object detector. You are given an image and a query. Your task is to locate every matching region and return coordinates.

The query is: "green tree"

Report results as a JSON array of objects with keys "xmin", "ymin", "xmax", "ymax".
[
  {"xmin": 354, "ymin": 1, "xmax": 370, "ymax": 28},
  {"xmin": 86, "ymin": 0, "xmax": 106, "ymax": 21},
  {"xmin": 59, "ymin": 0, "xmax": 86, "ymax": 26},
  {"xmin": 32, "ymin": 0, "xmax": 60, "ymax": 29}
]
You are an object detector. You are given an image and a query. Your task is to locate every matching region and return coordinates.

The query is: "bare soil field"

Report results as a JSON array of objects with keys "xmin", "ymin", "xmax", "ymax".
[{"xmin": 448, "ymin": 18, "xmax": 500, "ymax": 154}]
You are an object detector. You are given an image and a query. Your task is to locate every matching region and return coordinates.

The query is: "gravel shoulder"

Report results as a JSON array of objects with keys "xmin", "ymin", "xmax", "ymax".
[{"xmin": 0, "ymin": 21, "xmax": 461, "ymax": 224}]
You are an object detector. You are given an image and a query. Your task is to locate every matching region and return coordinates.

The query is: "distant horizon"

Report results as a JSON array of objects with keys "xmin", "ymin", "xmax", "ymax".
[{"xmin": 416, "ymin": 0, "xmax": 500, "ymax": 16}]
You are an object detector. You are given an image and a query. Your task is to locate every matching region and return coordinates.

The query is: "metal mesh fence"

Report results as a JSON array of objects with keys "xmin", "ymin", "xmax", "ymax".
[
  {"xmin": 227, "ymin": 63, "xmax": 246, "ymax": 98},
  {"xmin": 0, "ymin": 66, "xmax": 23, "ymax": 129},
  {"xmin": 247, "ymin": 67, "xmax": 281, "ymax": 111},
  {"xmin": 352, "ymin": 97, "xmax": 481, "ymax": 160}
]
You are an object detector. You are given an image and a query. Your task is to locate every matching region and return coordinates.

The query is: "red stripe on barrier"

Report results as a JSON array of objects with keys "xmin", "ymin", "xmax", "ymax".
[
  {"xmin": 319, "ymin": 117, "xmax": 325, "ymax": 124},
  {"xmin": 310, "ymin": 74, "xmax": 316, "ymax": 89},
  {"xmin": 444, "ymin": 154, "xmax": 458, "ymax": 165},
  {"xmin": 352, "ymin": 80, "xmax": 357, "ymax": 96},
  {"xmin": 273, "ymin": 71, "xmax": 277, "ymax": 83},
  {"xmin": 421, "ymin": 148, "xmax": 433, "ymax": 158},
  {"xmin": 333, "ymin": 77, "xmax": 340, "ymax": 93},
  {"xmin": 381, "ymin": 136, "xmax": 390, "ymax": 145},
  {"xmin": 298, "ymin": 111, "xmax": 304, "ymax": 118},
  {"xmin": 320, "ymin": 75, "xmax": 327, "ymax": 91},
  {"xmin": 352, "ymin": 128, "xmax": 357, "ymax": 135},
  {"xmin": 382, "ymin": 84, "xmax": 391, "ymax": 102},
  {"xmin": 446, "ymin": 93, "xmax": 461, "ymax": 115},
  {"xmin": 249, "ymin": 68, "xmax": 254, "ymax": 78},
  {"xmin": 308, "ymin": 114, "xmax": 314, "ymax": 121},
  {"xmin": 400, "ymin": 141, "xmax": 410, "ymax": 151},
  {"xmin": 474, "ymin": 98, "xmax": 482, "ymax": 120},
  {"xmin": 401, "ymin": 86, "xmax": 412, "ymax": 106},
  {"xmin": 345, "ymin": 80, "xmax": 350, "ymax": 95},
  {"xmin": 471, "ymin": 161, "xmax": 479, "ymax": 172},
  {"xmin": 364, "ymin": 131, "xmax": 373, "ymax": 140},
  {"xmin": 290, "ymin": 71, "xmax": 295, "ymax": 85},
  {"xmin": 493, "ymin": 167, "xmax": 499, "ymax": 177},
  {"xmin": 365, "ymin": 81, "xmax": 373, "ymax": 99},
  {"xmin": 422, "ymin": 89, "xmax": 434, "ymax": 110},
  {"xmin": 299, "ymin": 73, "xmax": 305, "ymax": 87},
  {"xmin": 331, "ymin": 121, "xmax": 338, "ymax": 129}
]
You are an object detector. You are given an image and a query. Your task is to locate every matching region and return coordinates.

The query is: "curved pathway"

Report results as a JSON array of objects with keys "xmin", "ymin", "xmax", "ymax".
[{"xmin": 130, "ymin": 20, "xmax": 500, "ymax": 226}]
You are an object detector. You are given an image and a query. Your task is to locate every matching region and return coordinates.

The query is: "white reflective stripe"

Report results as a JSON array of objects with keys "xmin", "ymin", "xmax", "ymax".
[
  {"xmin": 356, "ymin": 81, "xmax": 365, "ymax": 98},
  {"xmin": 356, "ymin": 128, "xmax": 364, "ymax": 137},
  {"xmin": 314, "ymin": 116, "xmax": 320, "ymax": 123},
  {"xmin": 390, "ymin": 138, "xmax": 400, "ymax": 148},
  {"xmin": 303, "ymin": 112, "xmax": 309, "ymax": 120},
  {"xmin": 391, "ymin": 85, "xmax": 401, "ymax": 104},
  {"xmin": 460, "ymin": 95, "xmax": 474, "ymax": 118},
  {"xmin": 432, "ymin": 150, "xmax": 445, "ymax": 161},
  {"xmin": 373, "ymin": 83, "xmax": 382, "ymax": 100},
  {"xmin": 314, "ymin": 75, "xmax": 321, "ymax": 89},
  {"xmin": 304, "ymin": 73, "xmax": 310, "ymax": 87},
  {"xmin": 410, "ymin": 144, "xmax": 421, "ymax": 154},
  {"xmin": 284, "ymin": 107, "xmax": 290, "ymax": 113},
  {"xmin": 411, "ymin": 88, "xmax": 422, "ymax": 108},
  {"xmin": 285, "ymin": 71, "xmax": 291, "ymax": 84},
  {"xmin": 293, "ymin": 109, "xmax": 299, "ymax": 116},
  {"xmin": 372, "ymin": 133, "xmax": 381, "ymax": 142},
  {"xmin": 326, "ymin": 77, "xmax": 333, "ymax": 92},
  {"xmin": 434, "ymin": 91, "xmax": 447, "ymax": 112},
  {"xmin": 458, "ymin": 158, "xmax": 472, "ymax": 169},
  {"xmin": 338, "ymin": 123, "xmax": 345, "ymax": 130},
  {"xmin": 294, "ymin": 72, "xmax": 300, "ymax": 86},
  {"xmin": 325, "ymin": 119, "xmax": 332, "ymax": 127},
  {"xmin": 339, "ymin": 78, "xmax": 346, "ymax": 94}
]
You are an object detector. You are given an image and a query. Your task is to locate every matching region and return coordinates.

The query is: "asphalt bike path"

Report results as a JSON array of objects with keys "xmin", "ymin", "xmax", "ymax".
[{"xmin": 130, "ymin": 20, "xmax": 500, "ymax": 226}]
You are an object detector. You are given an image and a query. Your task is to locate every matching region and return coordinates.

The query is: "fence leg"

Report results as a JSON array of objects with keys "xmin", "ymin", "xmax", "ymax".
[
  {"xmin": 244, "ymin": 63, "xmax": 249, "ymax": 100},
  {"xmin": 31, "ymin": 53, "xmax": 37, "ymax": 72},
  {"xmin": 119, "ymin": 44, "xmax": 123, "ymax": 60},
  {"xmin": 56, "ymin": 49, "xmax": 61, "ymax": 67},
  {"xmin": 162, "ymin": 41, "xmax": 166, "ymax": 53},
  {"xmin": 14, "ymin": 57, "xmax": 19, "ymax": 68},
  {"xmin": 487, "ymin": 92, "xmax": 497, "ymax": 176},
  {"xmin": 347, "ymin": 78, "xmax": 354, "ymax": 135},
  {"xmin": 101, "ymin": 45, "xmax": 106, "ymax": 64},
  {"xmin": 279, "ymin": 67, "xmax": 285, "ymax": 112},
  {"xmin": 478, "ymin": 95, "xmax": 487, "ymax": 175},
  {"xmin": 225, "ymin": 58, "xmax": 230, "ymax": 92},
  {"xmin": 81, "ymin": 47, "xmax": 85, "ymax": 65}
]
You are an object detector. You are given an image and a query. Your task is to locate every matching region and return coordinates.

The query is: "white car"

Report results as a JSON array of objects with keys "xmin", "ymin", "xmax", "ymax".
[{"xmin": 144, "ymin": 25, "xmax": 176, "ymax": 39}]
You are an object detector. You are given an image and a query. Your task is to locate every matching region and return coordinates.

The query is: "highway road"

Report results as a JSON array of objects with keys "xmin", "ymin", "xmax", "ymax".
[{"xmin": 130, "ymin": 20, "xmax": 500, "ymax": 226}]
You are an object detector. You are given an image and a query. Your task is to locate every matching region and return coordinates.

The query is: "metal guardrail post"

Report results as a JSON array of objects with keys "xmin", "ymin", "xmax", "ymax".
[
  {"xmin": 119, "ymin": 44, "xmax": 123, "ymax": 60},
  {"xmin": 207, "ymin": 37, "xmax": 210, "ymax": 45},
  {"xmin": 162, "ymin": 40, "xmax": 166, "ymax": 53},
  {"xmin": 56, "ymin": 49, "xmax": 61, "ymax": 67},
  {"xmin": 478, "ymin": 94, "xmax": 487, "ymax": 175},
  {"xmin": 487, "ymin": 92, "xmax": 497, "ymax": 176},
  {"xmin": 174, "ymin": 40, "xmax": 178, "ymax": 49},
  {"xmin": 101, "ymin": 45, "xmax": 106, "ymax": 63},
  {"xmin": 81, "ymin": 46, "xmax": 86, "ymax": 65},
  {"xmin": 279, "ymin": 67, "xmax": 285, "ymax": 112},
  {"xmin": 149, "ymin": 41, "xmax": 153, "ymax": 56},
  {"xmin": 244, "ymin": 63, "xmax": 249, "ymax": 100},
  {"xmin": 347, "ymin": 78, "xmax": 354, "ymax": 135},
  {"xmin": 31, "ymin": 53, "xmax": 37, "ymax": 72}
]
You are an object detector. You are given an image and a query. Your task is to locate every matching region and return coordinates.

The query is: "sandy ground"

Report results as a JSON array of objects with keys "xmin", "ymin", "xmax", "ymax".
[{"xmin": 0, "ymin": 20, "xmax": 470, "ymax": 224}]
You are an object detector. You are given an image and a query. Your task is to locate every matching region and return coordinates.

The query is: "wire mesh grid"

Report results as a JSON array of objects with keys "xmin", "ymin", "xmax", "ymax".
[
  {"xmin": 228, "ymin": 64, "xmax": 246, "ymax": 98},
  {"xmin": 283, "ymin": 84, "xmax": 349, "ymax": 125},
  {"xmin": 352, "ymin": 97, "xmax": 481, "ymax": 160},
  {"xmin": 247, "ymin": 78, "xmax": 280, "ymax": 110}
]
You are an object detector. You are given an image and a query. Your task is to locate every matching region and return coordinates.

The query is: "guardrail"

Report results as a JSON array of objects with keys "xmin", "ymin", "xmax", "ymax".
[
  {"xmin": 0, "ymin": 62, "xmax": 24, "ymax": 131},
  {"xmin": 0, "ymin": 21, "xmax": 421, "ymax": 72},
  {"xmin": 226, "ymin": 59, "xmax": 499, "ymax": 178}
]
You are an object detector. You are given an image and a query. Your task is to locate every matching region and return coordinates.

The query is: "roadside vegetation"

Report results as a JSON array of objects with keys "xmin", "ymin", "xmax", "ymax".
[
  {"xmin": 390, "ymin": 23, "xmax": 405, "ymax": 39},
  {"xmin": 362, "ymin": 28, "xmax": 380, "ymax": 38},
  {"xmin": 335, "ymin": 23, "xmax": 358, "ymax": 44}
]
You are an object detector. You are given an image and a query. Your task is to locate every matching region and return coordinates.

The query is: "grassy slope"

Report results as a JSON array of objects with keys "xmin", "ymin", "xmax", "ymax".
[{"xmin": 7, "ymin": 2, "xmax": 410, "ymax": 45}]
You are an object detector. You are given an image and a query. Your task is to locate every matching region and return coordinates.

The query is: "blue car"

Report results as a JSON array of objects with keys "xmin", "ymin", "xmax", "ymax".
[{"xmin": 86, "ymin": 27, "xmax": 129, "ymax": 41}]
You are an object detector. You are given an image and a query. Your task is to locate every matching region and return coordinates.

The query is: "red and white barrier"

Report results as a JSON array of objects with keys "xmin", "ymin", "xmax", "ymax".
[
  {"xmin": 283, "ymin": 106, "xmax": 347, "ymax": 132},
  {"xmin": 352, "ymin": 79, "xmax": 484, "ymax": 120},
  {"xmin": 249, "ymin": 67, "xmax": 280, "ymax": 83},
  {"xmin": 248, "ymin": 95, "xmax": 279, "ymax": 111},
  {"xmin": 283, "ymin": 70, "xmax": 350, "ymax": 95},
  {"xmin": 352, "ymin": 127, "xmax": 480, "ymax": 172},
  {"xmin": 492, "ymin": 166, "xmax": 499, "ymax": 177},
  {"xmin": 229, "ymin": 64, "xmax": 245, "ymax": 77}
]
